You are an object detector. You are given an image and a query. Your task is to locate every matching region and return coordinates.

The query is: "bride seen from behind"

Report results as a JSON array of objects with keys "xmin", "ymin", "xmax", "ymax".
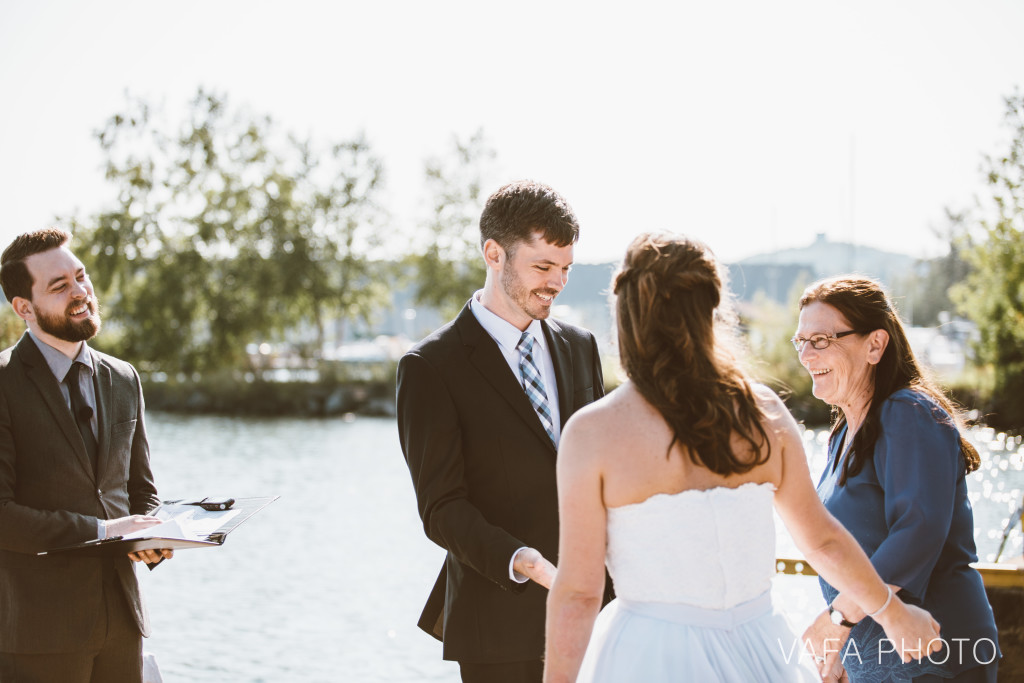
[{"xmin": 543, "ymin": 233, "xmax": 942, "ymax": 683}]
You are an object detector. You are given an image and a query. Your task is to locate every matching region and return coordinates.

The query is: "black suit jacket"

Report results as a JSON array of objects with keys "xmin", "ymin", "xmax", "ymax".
[
  {"xmin": 396, "ymin": 303, "xmax": 606, "ymax": 663},
  {"xmin": 0, "ymin": 333, "xmax": 159, "ymax": 654}
]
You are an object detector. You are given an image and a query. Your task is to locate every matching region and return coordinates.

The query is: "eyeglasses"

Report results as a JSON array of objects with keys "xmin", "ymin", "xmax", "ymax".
[{"xmin": 790, "ymin": 330, "xmax": 862, "ymax": 352}]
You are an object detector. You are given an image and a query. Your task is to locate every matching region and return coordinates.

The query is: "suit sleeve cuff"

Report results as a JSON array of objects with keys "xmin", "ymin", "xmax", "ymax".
[{"xmin": 509, "ymin": 546, "xmax": 530, "ymax": 583}]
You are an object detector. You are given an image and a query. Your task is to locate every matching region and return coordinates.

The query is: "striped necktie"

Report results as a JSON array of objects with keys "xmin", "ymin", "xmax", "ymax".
[{"xmin": 517, "ymin": 331, "xmax": 556, "ymax": 445}]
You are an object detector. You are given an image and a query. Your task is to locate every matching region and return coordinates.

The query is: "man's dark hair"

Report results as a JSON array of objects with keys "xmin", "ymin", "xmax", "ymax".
[
  {"xmin": 0, "ymin": 228, "xmax": 72, "ymax": 302},
  {"xmin": 479, "ymin": 180, "xmax": 580, "ymax": 256}
]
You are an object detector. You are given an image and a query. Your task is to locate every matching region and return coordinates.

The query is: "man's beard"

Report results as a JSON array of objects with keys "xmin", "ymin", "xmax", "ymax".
[
  {"xmin": 36, "ymin": 298, "xmax": 101, "ymax": 342},
  {"xmin": 501, "ymin": 263, "xmax": 557, "ymax": 322}
]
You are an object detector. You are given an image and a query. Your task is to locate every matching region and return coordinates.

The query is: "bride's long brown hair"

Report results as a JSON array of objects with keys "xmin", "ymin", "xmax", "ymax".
[{"xmin": 613, "ymin": 233, "xmax": 769, "ymax": 474}]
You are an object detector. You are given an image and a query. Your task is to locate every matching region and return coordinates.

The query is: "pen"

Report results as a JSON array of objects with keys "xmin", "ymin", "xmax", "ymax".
[{"xmin": 81, "ymin": 535, "xmax": 124, "ymax": 545}]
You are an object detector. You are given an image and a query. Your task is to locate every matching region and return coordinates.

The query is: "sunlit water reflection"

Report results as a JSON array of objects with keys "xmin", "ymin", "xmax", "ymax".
[
  {"xmin": 773, "ymin": 426, "xmax": 1024, "ymax": 639},
  {"xmin": 138, "ymin": 415, "xmax": 1023, "ymax": 682}
]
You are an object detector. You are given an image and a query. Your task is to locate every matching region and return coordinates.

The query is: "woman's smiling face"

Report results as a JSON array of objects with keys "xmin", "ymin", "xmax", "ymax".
[{"xmin": 795, "ymin": 301, "xmax": 879, "ymax": 418}]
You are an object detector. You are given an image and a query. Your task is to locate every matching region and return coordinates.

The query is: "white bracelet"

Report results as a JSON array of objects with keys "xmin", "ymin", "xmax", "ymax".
[{"xmin": 866, "ymin": 586, "xmax": 894, "ymax": 619}]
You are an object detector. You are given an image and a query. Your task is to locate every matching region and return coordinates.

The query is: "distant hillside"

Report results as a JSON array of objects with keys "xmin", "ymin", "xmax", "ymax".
[
  {"xmin": 369, "ymin": 262, "xmax": 620, "ymax": 344},
  {"xmin": 727, "ymin": 233, "xmax": 916, "ymax": 304},
  {"xmin": 552, "ymin": 236, "xmax": 916, "ymax": 340},
  {"xmin": 311, "ymin": 236, "xmax": 918, "ymax": 348},
  {"xmin": 557, "ymin": 262, "xmax": 617, "ymax": 308}
]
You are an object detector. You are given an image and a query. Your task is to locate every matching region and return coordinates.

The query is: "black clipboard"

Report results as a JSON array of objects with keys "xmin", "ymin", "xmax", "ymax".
[{"xmin": 38, "ymin": 496, "xmax": 279, "ymax": 559}]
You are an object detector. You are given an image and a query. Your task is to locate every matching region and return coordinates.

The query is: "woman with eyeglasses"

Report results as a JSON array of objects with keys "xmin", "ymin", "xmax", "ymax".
[{"xmin": 796, "ymin": 276, "xmax": 1000, "ymax": 683}]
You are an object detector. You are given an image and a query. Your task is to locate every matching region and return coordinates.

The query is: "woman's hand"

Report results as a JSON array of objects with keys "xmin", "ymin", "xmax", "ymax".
[
  {"xmin": 874, "ymin": 599, "xmax": 942, "ymax": 663},
  {"xmin": 803, "ymin": 608, "xmax": 851, "ymax": 681}
]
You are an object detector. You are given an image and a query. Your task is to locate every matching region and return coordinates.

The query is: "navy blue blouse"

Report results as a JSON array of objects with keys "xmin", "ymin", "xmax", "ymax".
[{"xmin": 817, "ymin": 389, "xmax": 999, "ymax": 681}]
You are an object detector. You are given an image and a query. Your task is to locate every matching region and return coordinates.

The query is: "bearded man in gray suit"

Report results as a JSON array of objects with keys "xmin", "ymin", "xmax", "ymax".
[{"xmin": 0, "ymin": 228, "xmax": 172, "ymax": 682}]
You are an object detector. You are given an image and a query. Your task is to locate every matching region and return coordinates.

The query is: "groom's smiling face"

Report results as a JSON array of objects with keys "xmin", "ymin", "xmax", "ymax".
[{"xmin": 497, "ymin": 231, "xmax": 574, "ymax": 327}]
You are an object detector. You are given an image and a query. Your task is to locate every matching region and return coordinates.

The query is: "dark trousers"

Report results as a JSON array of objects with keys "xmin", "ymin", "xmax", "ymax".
[
  {"xmin": 0, "ymin": 565, "xmax": 142, "ymax": 683},
  {"xmin": 460, "ymin": 659, "xmax": 544, "ymax": 683}
]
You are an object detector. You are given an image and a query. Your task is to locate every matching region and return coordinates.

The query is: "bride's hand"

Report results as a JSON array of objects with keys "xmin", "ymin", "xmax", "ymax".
[
  {"xmin": 874, "ymin": 600, "xmax": 942, "ymax": 663},
  {"xmin": 513, "ymin": 547, "xmax": 557, "ymax": 589}
]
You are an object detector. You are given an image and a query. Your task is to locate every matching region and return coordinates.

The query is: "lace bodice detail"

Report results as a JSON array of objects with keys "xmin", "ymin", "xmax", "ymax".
[{"xmin": 605, "ymin": 482, "xmax": 777, "ymax": 609}]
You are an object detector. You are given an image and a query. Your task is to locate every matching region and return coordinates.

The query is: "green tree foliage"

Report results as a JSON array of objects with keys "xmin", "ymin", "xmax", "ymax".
[
  {"xmin": 0, "ymin": 306, "xmax": 22, "ymax": 349},
  {"xmin": 408, "ymin": 130, "xmax": 495, "ymax": 320},
  {"xmin": 950, "ymin": 90, "xmax": 1024, "ymax": 429},
  {"xmin": 69, "ymin": 89, "xmax": 387, "ymax": 375},
  {"xmin": 898, "ymin": 213, "xmax": 971, "ymax": 326},
  {"xmin": 743, "ymin": 283, "xmax": 832, "ymax": 426}
]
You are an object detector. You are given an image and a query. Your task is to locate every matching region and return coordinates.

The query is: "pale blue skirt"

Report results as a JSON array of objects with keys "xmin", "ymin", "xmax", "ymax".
[{"xmin": 577, "ymin": 591, "xmax": 820, "ymax": 682}]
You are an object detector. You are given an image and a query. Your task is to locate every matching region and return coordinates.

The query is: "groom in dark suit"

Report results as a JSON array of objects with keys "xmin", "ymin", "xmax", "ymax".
[
  {"xmin": 0, "ymin": 228, "xmax": 171, "ymax": 682},
  {"xmin": 397, "ymin": 180, "xmax": 608, "ymax": 682}
]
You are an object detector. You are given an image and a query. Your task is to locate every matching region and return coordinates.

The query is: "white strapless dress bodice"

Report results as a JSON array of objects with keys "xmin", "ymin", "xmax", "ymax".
[
  {"xmin": 606, "ymin": 481, "xmax": 776, "ymax": 608},
  {"xmin": 576, "ymin": 482, "xmax": 818, "ymax": 682}
]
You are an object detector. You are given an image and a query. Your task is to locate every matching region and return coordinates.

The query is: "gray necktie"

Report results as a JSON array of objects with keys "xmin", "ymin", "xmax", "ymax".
[{"xmin": 66, "ymin": 362, "xmax": 98, "ymax": 473}]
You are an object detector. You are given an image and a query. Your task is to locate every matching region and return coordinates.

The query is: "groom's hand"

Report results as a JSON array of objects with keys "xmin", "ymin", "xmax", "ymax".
[
  {"xmin": 513, "ymin": 547, "xmax": 557, "ymax": 589},
  {"xmin": 803, "ymin": 609, "xmax": 851, "ymax": 682}
]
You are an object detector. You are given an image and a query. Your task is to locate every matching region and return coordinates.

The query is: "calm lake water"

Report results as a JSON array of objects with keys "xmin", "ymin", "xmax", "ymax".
[{"xmin": 138, "ymin": 414, "xmax": 1024, "ymax": 682}]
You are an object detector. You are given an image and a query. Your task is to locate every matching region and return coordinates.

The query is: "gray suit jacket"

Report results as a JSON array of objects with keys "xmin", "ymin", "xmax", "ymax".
[{"xmin": 0, "ymin": 332, "xmax": 160, "ymax": 654}]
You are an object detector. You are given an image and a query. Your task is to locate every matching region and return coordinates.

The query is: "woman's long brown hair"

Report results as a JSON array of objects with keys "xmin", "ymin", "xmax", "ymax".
[
  {"xmin": 799, "ymin": 276, "xmax": 980, "ymax": 485},
  {"xmin": 613, "ymin": 233, "xmax": 769, "ymax": 475}
]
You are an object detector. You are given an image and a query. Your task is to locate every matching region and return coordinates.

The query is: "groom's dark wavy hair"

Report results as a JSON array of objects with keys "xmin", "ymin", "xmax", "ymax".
[
  {"xmin": 479, "ymin": 180, "xmax": 579, "ymax": 257},
  {"xmin": 613, "ymin": 232, "xmax": 770, "ymax": 474}
]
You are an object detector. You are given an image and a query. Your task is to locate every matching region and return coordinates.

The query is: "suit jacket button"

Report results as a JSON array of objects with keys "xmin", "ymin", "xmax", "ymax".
[{"xmin": 97, "ymin": 489, "xmax": 103, "ymax": 496}]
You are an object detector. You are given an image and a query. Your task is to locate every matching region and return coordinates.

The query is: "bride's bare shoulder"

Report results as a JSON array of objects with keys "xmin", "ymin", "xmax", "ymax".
[
  {"xmin": 747, "ymin": 382, "xmax": 805, "ymax": 460},
  {"xmin": 563, "ymin": 382, "xmax": 648, "ymax": 447},
  {"xmin": 749, "ymin": 383, "xmax": 791, "ymax": 423}
]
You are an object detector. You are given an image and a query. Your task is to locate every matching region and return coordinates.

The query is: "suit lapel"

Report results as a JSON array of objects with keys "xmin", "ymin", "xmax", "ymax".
[
  {"xmin": 16, "ymin": 334, "xmax": 95, "ymax": 480},
  {"xmin": 455, "ymin": 305, "xmax": 557, "ymax": 453},
  {"xmin": 542, "ymin": 319, "xmax": 574, "ymax": 429},
  {"xmin": 93, "ymin": 352, "xmax": 113, "ymax": 479}
]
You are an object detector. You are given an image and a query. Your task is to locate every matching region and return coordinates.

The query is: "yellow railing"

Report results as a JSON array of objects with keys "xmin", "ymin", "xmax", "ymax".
[
  {"xmin": 777, "ymin": 495, "xmax": 1024, "ymax": 588},
  {"xmin": 775, "ymin": 558, "xmax": 819, "ymax": 577},
  {"xmin": 775, "ymin": 558, "xmax": 1024, "ymax": 588}
]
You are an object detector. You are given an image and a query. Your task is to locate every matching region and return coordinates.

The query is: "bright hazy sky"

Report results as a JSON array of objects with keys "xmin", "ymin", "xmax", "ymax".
[{"xmin": 1, "ymin": 0, "xmax": 1022, "ymax": 264}]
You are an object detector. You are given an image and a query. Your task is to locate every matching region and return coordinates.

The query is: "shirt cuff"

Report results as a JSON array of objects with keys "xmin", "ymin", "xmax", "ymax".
[
  {"xmin": 97, "ymin": 519, "xmax": 106, "ymax": 539},
  {"xmin": 509, "ymin": 546, "xmax": 530, "ymax": 583}
]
